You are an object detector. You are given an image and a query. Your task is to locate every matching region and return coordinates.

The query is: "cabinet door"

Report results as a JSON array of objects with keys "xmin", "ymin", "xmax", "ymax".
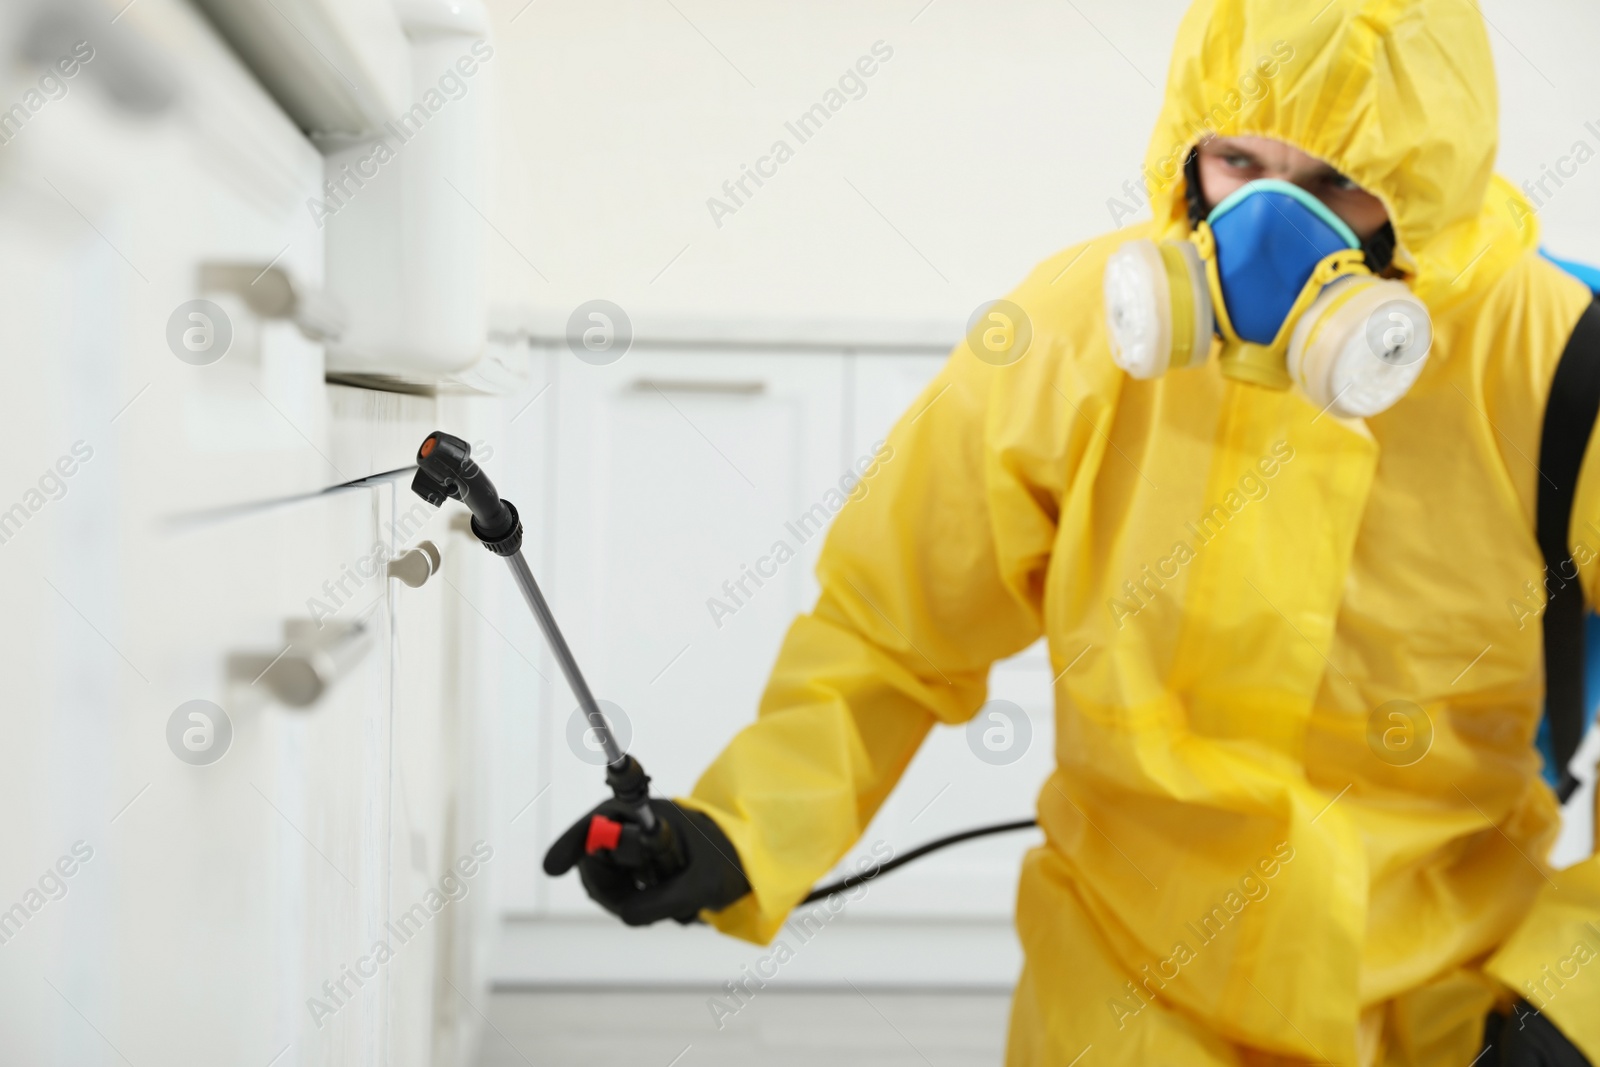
[
  {"xmin": 382, "ymin": 468, "xmax": 505, "ymax": 1067},
  {"xmin": 141, "ymin": 489, "xmax": 395, "ymax": 1066},
  {"xmin": 536, "ymin": 349, "xmax": 845, "ymax": 916},
  {"xmin": 0, "ymin": 1, "xmax": 443, "ymax": 1062},
  {"xmin": 0, "ymin": 468, "xmax": 395, "ymax": 1066}
]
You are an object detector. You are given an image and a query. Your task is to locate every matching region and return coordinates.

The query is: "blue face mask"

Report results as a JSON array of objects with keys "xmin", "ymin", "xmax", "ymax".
[
  {"xmin": 1102, "ymin": 177, "xmax": 1434, "ymax": 419},
  {"xmin": 1207, "ymin": 180, "xmax": 1362, "ymax": 345}
]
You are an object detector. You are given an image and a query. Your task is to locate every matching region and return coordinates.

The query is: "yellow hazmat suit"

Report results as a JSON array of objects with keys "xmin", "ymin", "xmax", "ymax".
[{"xmin": 678, "ymin": 0, "xmax": 1600, "ymax": 1062}]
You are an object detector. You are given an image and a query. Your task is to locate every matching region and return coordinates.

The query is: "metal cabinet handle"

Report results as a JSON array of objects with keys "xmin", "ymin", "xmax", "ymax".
[
  {"xmin": 387, "ymin": 540, "xmax": 441, "ymax": 588},
  {"xmin": 228, "ymin": 619, "xmax": 371, "ymax": 708},
  {"xmin": 199, "ymin": 262, "xmax": 347, "ymax": 342},
  {"xmin": 630, "ymin": 378, "xmax": 766, "ymax": 395}
]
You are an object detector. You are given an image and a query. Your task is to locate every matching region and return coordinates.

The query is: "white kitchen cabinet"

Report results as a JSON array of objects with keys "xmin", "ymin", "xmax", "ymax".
[
  {"xmin": 0, "ymin": 1, "xmax": 491, "ymax": 1063},
  {"xmin": 535, "ymin": 348, "xmax": 847, "ymax": 916}
]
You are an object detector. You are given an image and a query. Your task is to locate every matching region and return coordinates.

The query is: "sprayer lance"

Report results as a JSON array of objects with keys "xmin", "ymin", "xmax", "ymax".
[{"xmin": 410, "ymin": 432, "xmax": 656, "ymax": 832}]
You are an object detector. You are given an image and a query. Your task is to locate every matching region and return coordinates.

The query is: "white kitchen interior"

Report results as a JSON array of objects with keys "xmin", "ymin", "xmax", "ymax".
[{"xmin": 0, "ymin": 1, "xmax": 1597, "ymax": 1065}]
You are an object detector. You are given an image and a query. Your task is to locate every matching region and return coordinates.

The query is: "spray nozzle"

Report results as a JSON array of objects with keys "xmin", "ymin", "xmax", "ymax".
[{"xmin": 412, "ymin": 431, "xmax": 522, "ymax": 554}]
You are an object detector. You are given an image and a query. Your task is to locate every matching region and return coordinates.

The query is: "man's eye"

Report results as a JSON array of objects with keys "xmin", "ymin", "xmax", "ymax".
[
  {"xmin": 1327, "ymin": 173, "xmax": 1359, "ymax": 192},
  {"xmin": 1223, "ymin": 154, "xmax": 1255, "ymax": 169}
]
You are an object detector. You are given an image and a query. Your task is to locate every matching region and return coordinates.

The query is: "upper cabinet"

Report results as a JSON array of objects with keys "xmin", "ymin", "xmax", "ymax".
[
  {"xmin": 186, "ymin": 0, "xmax": 499, "ymax": 387},
  {"xmin": 188, "ymin": 0, "xmax": 412, "ymax": 138}
]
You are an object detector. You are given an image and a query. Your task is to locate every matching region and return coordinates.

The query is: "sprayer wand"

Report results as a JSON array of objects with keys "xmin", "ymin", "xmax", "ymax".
[
  {"xmin": 412, "ymin": 431, "xmax": 1045, "ymax": 905},
  {"xmin": 412, "ymin": 432, "xmax": 683, "ymax": 881}
]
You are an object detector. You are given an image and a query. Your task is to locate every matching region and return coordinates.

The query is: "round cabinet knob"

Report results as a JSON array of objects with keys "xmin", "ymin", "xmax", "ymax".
[{"xmin": 387, "ymin": 540, "xmax": 441, "ymax": 588}]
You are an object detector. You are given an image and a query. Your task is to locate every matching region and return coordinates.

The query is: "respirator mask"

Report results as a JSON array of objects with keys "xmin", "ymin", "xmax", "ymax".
[{"xmin": 1103, "ymin": 174, "xmax": 1432, "ymax": 419}]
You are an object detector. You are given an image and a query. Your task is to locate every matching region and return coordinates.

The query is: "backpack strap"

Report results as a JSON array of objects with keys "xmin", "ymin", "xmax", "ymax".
[{"xmin": 1538, "ymin": 299, "xmax": 1600, "ymax": 801}]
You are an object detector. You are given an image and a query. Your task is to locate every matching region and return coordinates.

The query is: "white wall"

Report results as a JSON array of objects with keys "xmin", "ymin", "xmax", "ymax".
[{"xmin": 479, "ymin": 0, "xmax": 1600, "ymax": 332}]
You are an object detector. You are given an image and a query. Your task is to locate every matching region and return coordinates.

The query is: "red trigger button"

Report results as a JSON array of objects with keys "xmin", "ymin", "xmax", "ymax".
[{"xmin": 585, "ymin": 814, "xmax": 623, "ymax": 854}]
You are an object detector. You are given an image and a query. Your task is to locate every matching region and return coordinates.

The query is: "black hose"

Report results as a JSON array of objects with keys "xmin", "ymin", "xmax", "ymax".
[{"xmin": 799, "ymin": 818, "xmax": 1039, "ymax": 905}]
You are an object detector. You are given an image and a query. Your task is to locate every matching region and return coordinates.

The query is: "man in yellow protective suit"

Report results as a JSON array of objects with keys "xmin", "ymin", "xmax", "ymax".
[{"xmin": 545, "ymin": 0, "xmax": 1600, "ymax": 1062}]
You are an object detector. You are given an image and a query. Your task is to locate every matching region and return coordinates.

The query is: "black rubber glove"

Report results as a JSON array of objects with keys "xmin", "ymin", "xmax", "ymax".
[
  {"xmin": 543, "ymin": 797, "xmax": 750, "ymax": 926},
  {"xmin": 1481, "ymin": 1002, "xmax": 1592, "ymax": 1066}
]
